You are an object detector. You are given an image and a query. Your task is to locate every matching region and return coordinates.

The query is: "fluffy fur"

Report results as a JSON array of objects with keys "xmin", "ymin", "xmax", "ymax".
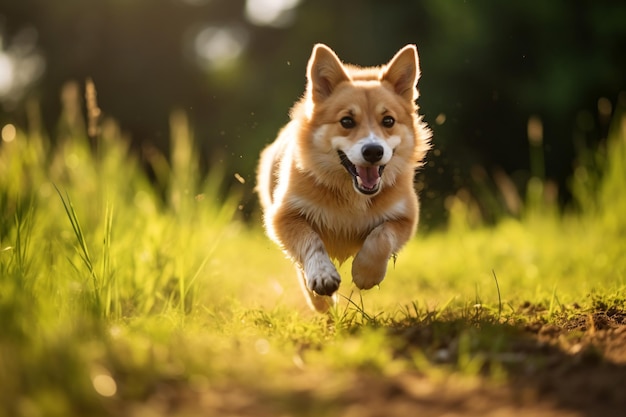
[{"xmin": 256, "ymin": 44, "xmax": 431, "ymax": 311}]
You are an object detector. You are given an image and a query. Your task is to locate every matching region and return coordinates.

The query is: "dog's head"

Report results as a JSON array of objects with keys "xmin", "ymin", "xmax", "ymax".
[{"xmin": 296, "ymin": 44, "xmax": 430, "ymax": 197}]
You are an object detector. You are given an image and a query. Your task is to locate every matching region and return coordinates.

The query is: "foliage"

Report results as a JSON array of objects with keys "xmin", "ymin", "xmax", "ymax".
[
  {"xmin": 2, "ymin": 0, "xmax": 626, "ymax": 226},
  {"xmin": 0, "ymin": 96, "xmax": 625, "ymax": 415}
]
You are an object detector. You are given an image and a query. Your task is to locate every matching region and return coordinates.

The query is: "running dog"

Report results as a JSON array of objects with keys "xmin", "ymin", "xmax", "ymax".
[{"xmin": 256, "ymin": 44, "xmax": 431, "ymax": 311}]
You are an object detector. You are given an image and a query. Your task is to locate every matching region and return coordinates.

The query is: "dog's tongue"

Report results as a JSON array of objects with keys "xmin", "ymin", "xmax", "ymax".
[{"xmin": 356, "ymin": 166, "xmax": 380, "ymax": 189}]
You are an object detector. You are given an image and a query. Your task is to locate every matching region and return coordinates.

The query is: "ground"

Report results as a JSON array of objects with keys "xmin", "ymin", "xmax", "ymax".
[
  {"xmin": 102, "ymin": 303, "xmax": 626, "ymax": 417},
  {"xmin": 2, "ymin": 109, "xmax": 625, "ymax": 417}
]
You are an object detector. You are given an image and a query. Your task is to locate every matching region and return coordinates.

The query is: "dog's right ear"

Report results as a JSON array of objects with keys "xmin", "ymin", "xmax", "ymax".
[{"xmin": 306, "ymin": 44, "xmax": 350, "ymax": 105}]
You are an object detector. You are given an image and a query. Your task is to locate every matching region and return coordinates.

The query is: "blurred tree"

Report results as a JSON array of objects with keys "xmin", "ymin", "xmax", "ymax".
[{"xmin": 0, "ymin": 0, "xmax": 625, "ymax": 226}]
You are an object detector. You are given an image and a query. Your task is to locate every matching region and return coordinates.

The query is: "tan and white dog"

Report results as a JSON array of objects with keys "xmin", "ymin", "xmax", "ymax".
[{"xmin": 256, "ymin": 44, "xmax": 431, "ymax": 311}]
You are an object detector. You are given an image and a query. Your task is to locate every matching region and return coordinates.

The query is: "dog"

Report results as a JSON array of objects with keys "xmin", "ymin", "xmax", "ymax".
[{"xmin": 256, "ymin": 44, "xmax": 431, "ymax": 312}]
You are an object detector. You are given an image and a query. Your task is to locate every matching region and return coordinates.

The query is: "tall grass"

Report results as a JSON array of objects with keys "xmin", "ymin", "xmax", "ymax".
[
  {"xmin": 0, "ymin": 83, "xmax": 244, "ymax": 415},
  {"xmin": 2, "ymin": 84, "xmax": 239, "ymax": 321},
  {"xmin": 0, "ymin": 85, "xmax": 625, "ymax": 416},
  {"xmin": 571, "ymin": 109, "xmax": 626, "ymax": 233}
]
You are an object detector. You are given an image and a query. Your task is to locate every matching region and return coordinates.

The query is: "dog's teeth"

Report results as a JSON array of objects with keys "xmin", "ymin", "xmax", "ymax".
[
  {"xmin": 356, "ymin": 175, "xmax": 380, "ymax": 191},
  {"xmin": 356, "ymin": 166, "xmax": 381, "ymax": 190}
]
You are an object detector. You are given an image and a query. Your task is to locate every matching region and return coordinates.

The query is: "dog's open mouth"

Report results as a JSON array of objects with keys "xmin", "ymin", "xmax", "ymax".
[{"xmin": 338, "ymin": 150, "xmax": 385, "ymax": 195}]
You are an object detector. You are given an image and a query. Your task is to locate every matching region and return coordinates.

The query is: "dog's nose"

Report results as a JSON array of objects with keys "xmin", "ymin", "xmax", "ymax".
[{"xmin": 362, "ymin": 143, "xmax": 384, "ymax": 163}]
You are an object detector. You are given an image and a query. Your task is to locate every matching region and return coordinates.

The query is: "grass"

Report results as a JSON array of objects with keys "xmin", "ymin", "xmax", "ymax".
[{"xmin": 1, "ymin": 89, "xmax": 625, "ymax": 416}]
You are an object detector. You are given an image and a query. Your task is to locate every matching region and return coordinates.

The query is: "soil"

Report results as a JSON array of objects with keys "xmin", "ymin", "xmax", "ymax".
[{"xmin": 122, "ymin": 305, "xmax": 626, "ymax": 417}]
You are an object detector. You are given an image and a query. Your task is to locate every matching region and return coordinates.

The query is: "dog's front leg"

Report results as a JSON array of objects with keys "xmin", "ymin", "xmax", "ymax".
[
  {"xmin": 299, "ymin": 232, "xmax": 341, "ymax": 296},
  {"xmin": 270, "ymin": 210, "xmax": 341, "ymax": 297},
  {"xmin": 351, "ymin": 217, "xmax": 415, "ymax": 290}
]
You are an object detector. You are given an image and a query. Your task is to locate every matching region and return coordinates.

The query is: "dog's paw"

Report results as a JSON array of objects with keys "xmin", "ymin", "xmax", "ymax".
[
  {"xmin": 351, "ymin": 251, "xmax": 388, "ymax": 290},
  {"xmin": 297, "ymin": 268, "xmax": 338, "ymax": 312},
  {"xmin": 304, "ymin": 258, "xmax": 341, "ymax": 296}
]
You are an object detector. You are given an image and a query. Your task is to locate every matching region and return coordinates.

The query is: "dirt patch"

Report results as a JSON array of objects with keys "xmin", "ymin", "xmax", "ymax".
[
  {"xmin": 368, "ymin": 305, "xmax": 626, "ymax": 417},
  {"xmin": 119, "ymin": 306, "xmax": 626, "ymax": 417},
  {"xmin": 516, "ymin": 308, "xmax": 626, "ymax": 416}
]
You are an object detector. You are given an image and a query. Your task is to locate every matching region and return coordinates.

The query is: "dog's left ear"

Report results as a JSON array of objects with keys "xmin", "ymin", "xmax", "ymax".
[{"xmin": 381, "ymin": 45, "xmax": 420, "ymax": 101}]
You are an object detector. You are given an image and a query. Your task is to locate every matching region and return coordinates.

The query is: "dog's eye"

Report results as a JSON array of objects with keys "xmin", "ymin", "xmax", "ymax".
[
  {"xmin": 382, "ymin": 116, "xmax": 395, "ymax": 128},
  {"xmin": 340, "ymin": 116, "xmax": 356, "ymax": 129}
]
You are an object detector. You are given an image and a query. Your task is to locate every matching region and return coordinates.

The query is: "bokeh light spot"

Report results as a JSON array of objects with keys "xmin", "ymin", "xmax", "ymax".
[
  {"xmin": 245, "ymin": 0, "xmax": 302, "ymax": 28},
  {"xmin": 255, "ymin": 338, "xmax": 270, "ymax": 355},
  {"xmin": 0, "ymin": 53, "xmax": 14, "ymax": 96},
  {"xmin": 1, "ymin": 124, "xmax": 16, "ymax": 142},
  {"xmin": 92, "ymin": 374, "xmax": 117, "ymax": 397},
  {"xmin": 193, "ymin": 26, "xmax": 248, "ymax": 70}
]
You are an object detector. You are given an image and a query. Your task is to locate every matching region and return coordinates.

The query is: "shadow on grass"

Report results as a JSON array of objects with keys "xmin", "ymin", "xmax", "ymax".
[
  {"xmin": 379, "ymin": 303, "xmax": 626, "ymax": 417},
  {"xmin": 116, "ymin": 302, "xmax": 626, "ymax": 417}
]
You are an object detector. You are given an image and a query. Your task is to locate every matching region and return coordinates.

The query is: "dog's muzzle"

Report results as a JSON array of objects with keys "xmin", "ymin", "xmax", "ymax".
[{"xmin": 338, "ymin": 150, "xmax": 385, "ymax": 195}]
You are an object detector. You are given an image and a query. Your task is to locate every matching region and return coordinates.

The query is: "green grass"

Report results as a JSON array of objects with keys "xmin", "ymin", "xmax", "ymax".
[{"xmin": 1, "ymin": 96, "xmax": 625, "ymax": 416}]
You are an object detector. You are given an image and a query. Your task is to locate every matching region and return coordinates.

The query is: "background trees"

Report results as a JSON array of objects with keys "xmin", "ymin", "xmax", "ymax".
[{"xmin": 1, "ymin": 0, "xmax": 625, "ymax": 226}]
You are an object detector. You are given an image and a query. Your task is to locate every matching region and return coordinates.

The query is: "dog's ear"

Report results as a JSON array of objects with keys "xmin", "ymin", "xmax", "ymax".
[
  {"xmin": 381, "ymin": 45, "xmax": 420, "ymax": 101},
  {"xmin": 306, "ymin": 44, "xmax": 350, "ymax": 104}
]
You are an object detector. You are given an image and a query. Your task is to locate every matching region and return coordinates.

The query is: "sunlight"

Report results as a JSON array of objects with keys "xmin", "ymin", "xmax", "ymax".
[
  {"xmin": 92, "ymin": 374, "xmax": 117, "ymax": 397},
  {"xmin": 0, "ymin": 28, "xmax": 45, "ymax": 104},
  {"xmin": 245, "ymin": 0, "xmax": 302, "ymax": 28},
  {"xmin": 0, "ymin": 52, "xmax": 14, "ymax": 96},
  {"xmin": 1, "ymin": 124, "xmax": 16, "ymax": 142},
  {"xmin": 193, "ymin": 26, "xmax": 248, "ymax": 70}
]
